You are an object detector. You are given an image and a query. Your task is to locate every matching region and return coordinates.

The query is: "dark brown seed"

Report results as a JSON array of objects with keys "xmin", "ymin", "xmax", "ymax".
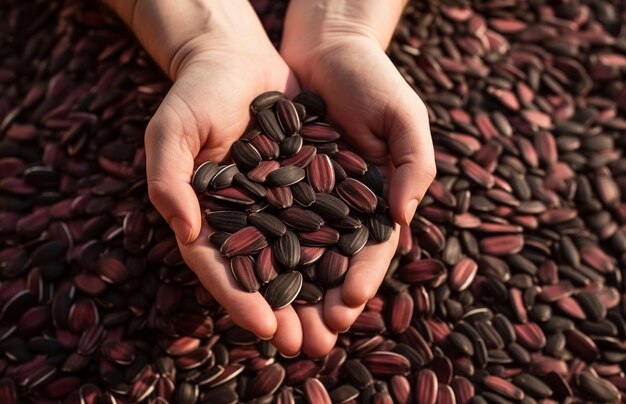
[
  {"xmin": 250, "ymin": 134, "xmax": 280, "ymax": 160},
  {"xmin": 312, "ymin": 193, "xmax": 350, "ymax": 220},
  {"xmin": 449, "ymin": 257, "xmax": 477, "ymax": 292},
  {"xmin": 258, "ymin": 110, "xmax": 285, "ymax": 142},
  {"xmin": 303, "ymin": 377, "xmax": 332, "ymax": 404},
  {"xmin": 267, "ymin": 166, "xmax": 306, "ymax": 187},
  {"xmin": 129, "ymin": 366, "xmax": 159, "ymax": 402},
  {"xmin": 577, "ymin": 371, "xmax": 620, "ymax": 403},
  {"xmin": 77, "ymin": 325, "xmax": 104, "ymax": 355},
  {"xmin": 337, "ymin": 226, "xmax": 369, "ymax": 256},
  {"xmin": 234, "ymin": 173, "xmax": 267, "ymax": 198},
  {"xmin": 451, "ymin": 376, "xmax": 475, "ymax": 404},
  {"xmin": 280, "ymin": 134, "xmax": 303, "ymax": 157},
  {"xmin": 173, "ymin": 381, "xmax": 198, "ymax": 404},
  {"xmin": 333, "ymin": 150, "xmax": 368, "ymax": 176},
  {"xmin": 294, "ymin": 91, "xmax": 326, "ymax": 116},
  {"xmin": 317, "ymin": 249, "xmax": 349, "ymax": 288},
  {"xmin": 307, "ymin": 154, "xmax": 335, "ymax": 193},
  {"xmin": 249, "ymin": 363, "xmax": 285, "ymax": 397},
  {"xmin": 300, "ymin": 123, "xmax": 340, "ymax": 143},
  {"xmin": 513, "ymin": 322, "xmax": 546, "ymax": 350},
  {"xmin": 231, "ymin": 256, "xmax": 260, "ymax": 292},
  {"xmin": 299, "ymin": 226, "xmax": 340, "ymax": 246},
  {"xmin": 256, "ymin": 246, "xmax": 278, "ymax": 284},
  {"xmin": 299, "ymin": 246, "xmax": 325, "ymax": 266},
  {"xmin": 437, "ymin": 385, "xmax": 456, "ymax": 404},
  {"xmin": 220, "ymin": 226, "xmax": 268, "ymax": 257},
  {"xmin": 0, "ymin": 378, "xmax": 17, "ymax": 404},
  {"xmin": 367, "ymin": 213, "xmax": 394, "ymax": 242},
  {"xmin": 248, "ymin": 212, "xmax": 287, "ymax": 238},
  {"xmin": 250, "ymin": 91, "xmax": 286, "ymax": 113},
  {"xmin": 359, "ymin": 163, "xmax": 384, "ymax": 196},
  {"xmin": 191, "ymin": 161, "xmax": 219, "ymax": 192},
  {"xmin": 291, "ymin": 181, "xmax": 316, "ymax": 207},
  {"xmin": 343, "ymin": 359, "xmax": 374, "ymax": 389},
  {"xmin": 281, "ymin": 145, "xmax": 317, "ymax": 168},
  {"xmin": 336, "ymin": 178, "xmax": 378, "ymax": 214},
  {"xmin": 101, "ymin": 340, "xmax": 136, "ymax": 365},
  {"xmin": 279, "ymin": 207, "xmax": 324, "ymax": 232},
  {"xmin": 414, "ymin": 369, "xmax": 438, "ymax": 404},
  {"xmin": 329, "ymin": 384, "xmax": 359, "ymax": 404},
  {"xmin": 209, "ymin": 232, "xmax": 231, "ymax": 248},
  {"xmin": 266, "ymin": 187, "xmax": 293, "ymax": 209},
  {"xmin": 512, "ymin": 374, "xmax": 552, "ymax": 399},
  {"xmin": 276, "ymin": 99, "xmax": 301, "ymax": 136},
  {"xmin": 264, "ymin": 271, "xmax": 303, "ymax": 309},
  {"xmin": 483, "ymin": 375, "xmax": 524, "ymax": 400},
  {"xmin": 206, "ymin": 211, "xmax": 248, "ymax": 233},
  {"xmin": 362, "ymin": 351, "xmax": 410, "ymax": 378},
  {"xmin": 231, "ymin": 140, "xmax": 262, "ymax": 171},
  {"xmin": 460, "ymin": 158, "xmax": 495, "ymax": 188},
  {"xmin": 248, "ymin": 160, "xmax": 280, "ymax": 183},
  {"xmin": 175, "ymin": 347, "xmax": 211, "ymax": 370},
  {"xmin": 210, "ymin": 164, "xmax": 240, "ymax": 190},
  {"xmin": 479, "ymin": 234, "xmax": 524, "ymax": 255},
  {"xmin": 295, "ymin": 282, "xmax": 324, "ymax": 303},
  {"xmin": 388, "ymin": 291, "xmax": 413, "ymax": 334},
  {"xmin": 273, "ymin": 231, "xmax": 300, "ymax": 270},
  {"xmin": 333, "ymin": 215, "xmax": 363, "ymax": 230},
  {"xmin": 399, "ymin": 259, "xmax": 446, "ymax": 284}
]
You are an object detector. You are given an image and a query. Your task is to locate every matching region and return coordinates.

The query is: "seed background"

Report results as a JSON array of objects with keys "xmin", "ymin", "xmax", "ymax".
[{"xmin": 1, "ymin": 0, "xmax": 626, "ymax": 402}]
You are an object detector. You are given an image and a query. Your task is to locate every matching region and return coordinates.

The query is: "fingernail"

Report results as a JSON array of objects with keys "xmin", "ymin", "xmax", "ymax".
[
  {"xmin": 170, "ymin": 216, "xmax": 192, "ymax": 244},
  {"xmin": 258, "ymin": 334, "xmax": 273, "ymax": 341},
  {"xmin": 279, "ymin": 351, "xmax": 300, "ymax": 359},
  {"xmin": 404, "ymin": 199, "xmax": 419, "ymax": 225}
]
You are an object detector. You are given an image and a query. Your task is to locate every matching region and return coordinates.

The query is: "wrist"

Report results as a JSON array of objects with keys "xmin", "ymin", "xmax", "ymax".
[
  {"xmin": 281, "ymin": 0, "xmax": 406, "ymax": 52},
  {"xmin": 103, "ymin": 0, "xmax": 274, "ymax": 80}
]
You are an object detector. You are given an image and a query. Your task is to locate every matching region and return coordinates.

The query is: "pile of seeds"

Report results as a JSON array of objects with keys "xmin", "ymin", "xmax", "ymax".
[
  {"xmin": 1, "ymin": 0, "xmax": 626, "ymax": 402},
  {"xmin": 193, "ymin": 91, "xmax": 392, "ymax": 308}
]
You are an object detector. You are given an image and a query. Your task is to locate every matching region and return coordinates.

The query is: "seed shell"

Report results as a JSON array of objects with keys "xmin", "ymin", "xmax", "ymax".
[{"xmin": 264, "ymin": 271, "xmax": 303, "ymax": 310}]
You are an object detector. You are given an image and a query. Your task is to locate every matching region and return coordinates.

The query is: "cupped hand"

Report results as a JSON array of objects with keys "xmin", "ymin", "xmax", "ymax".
[
  {"xmin": 144, "ymin": 37, "xmax": 307, "ymax": 356},
  {"xmin": 281, "ymin": 35, "xmax": 436, "ymax": 354}
]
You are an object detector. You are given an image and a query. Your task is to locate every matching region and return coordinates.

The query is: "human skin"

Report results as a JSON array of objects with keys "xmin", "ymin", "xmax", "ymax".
[{"xmin": 102, "ymin": 0, "xmax": 435, "ymax": 358}]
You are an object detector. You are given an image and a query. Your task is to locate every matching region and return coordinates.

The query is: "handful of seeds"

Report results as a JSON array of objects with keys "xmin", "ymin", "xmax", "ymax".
[{"xmin": 191, "ymin": 91, "xmax": 393, "ymax": 309}]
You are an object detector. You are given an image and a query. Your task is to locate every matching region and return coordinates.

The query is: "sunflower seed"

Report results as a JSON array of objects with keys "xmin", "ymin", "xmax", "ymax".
[{"xmin": 264, "ymin": 271, "xmax": 303, "ymax": 310}]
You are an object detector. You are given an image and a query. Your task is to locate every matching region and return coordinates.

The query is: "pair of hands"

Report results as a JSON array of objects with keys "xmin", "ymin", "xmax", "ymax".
[{"xmin": 141, "ymin": 3, "xmax": 435, "ymax": 358}]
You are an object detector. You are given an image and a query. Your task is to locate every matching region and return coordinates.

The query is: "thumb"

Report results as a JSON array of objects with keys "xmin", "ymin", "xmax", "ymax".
[
  {"xmin": 387, "ymin": 97, "xmax": 436, "ymax": 225},
  {"xmin": 145, "ymin": 104, "xmax": 202, "ymax": 244}
]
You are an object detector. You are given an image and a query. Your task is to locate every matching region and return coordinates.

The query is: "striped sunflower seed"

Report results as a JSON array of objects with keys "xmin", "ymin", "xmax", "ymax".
[
  {"xmin": 250, "ymin": 91, "xmax": 286, "ymax": 114},
  {"xmin": 273, "ymin": 231, "xmax": 300, "ymax": 270},
  {"xmin": 266, "ymin": 166, "xmax": 306, "ymax": 187},
  {"xmin": 205, "ymin": 211, "xmax": 248, "ymax": 233},
  {"xmin": 191, "ymin": 161, "xmax": 219, "ymax": 193},
  {"xmin": 279, "ymin": 207, "xmax": 324, "ymax": 232},
  {"xmin": 264, "ymin": 271, "xmax": 303, "ymax": 310}
]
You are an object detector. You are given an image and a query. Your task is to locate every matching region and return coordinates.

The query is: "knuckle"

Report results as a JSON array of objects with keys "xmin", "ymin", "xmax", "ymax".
[
  {"xmin": 147, "ymin": 179, "xmax": 168, "ymax": 206},
  {"xmin": 422, "ymin": 160, "xmax": 437, "ymax": 183}
]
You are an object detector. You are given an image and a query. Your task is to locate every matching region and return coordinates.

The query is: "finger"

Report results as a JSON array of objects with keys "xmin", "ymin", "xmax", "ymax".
[
  {"xmin": 323, "ymin": 288, "xmax": 366, "ymax": 333},
  {"xmin": 294, "ymin": 304, "xmax": 337, "ymax": 359},
  {"xmin": 178, "ymin": 222, "xmax": 277, "ymax": 339},
  {"xmin": 341, "ymin": 225, "xmax": 400, "ymax": 307},
  {"xmin": 397, "ymin": 224, "xmax": 413, "ymax": 256},
  {"xmin": 271, "ymin": 306, "xmax": 303, "ymax": 357},
  {"xmin": 386, "ymin": 94, "xmax": 436, "ymax": 225},
  {"xmin": 145, "ymin": 102, "xmax": 202, "ymax": 244}
]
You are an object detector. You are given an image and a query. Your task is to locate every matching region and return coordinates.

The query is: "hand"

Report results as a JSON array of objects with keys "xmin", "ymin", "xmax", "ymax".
[
  {"xmin": 144, "ymin": 33, "xmax": 310, "ymax": 356},
  {"xmin": 281, "ymin": 29, "xmax": 435, "ymax": 354}
]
